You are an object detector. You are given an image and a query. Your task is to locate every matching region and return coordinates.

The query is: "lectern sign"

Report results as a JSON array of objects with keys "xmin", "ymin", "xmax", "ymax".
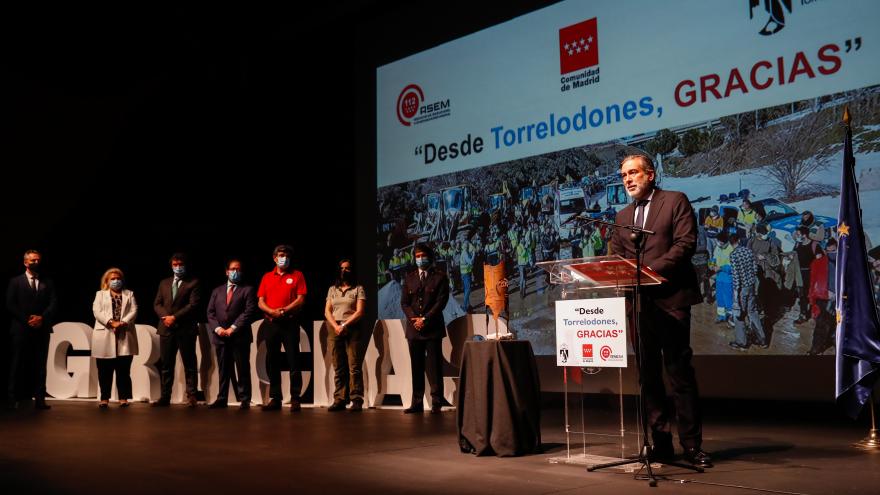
[{"xmin": 555, "ymin": 297, "xmax": 627, "ymax": 368}]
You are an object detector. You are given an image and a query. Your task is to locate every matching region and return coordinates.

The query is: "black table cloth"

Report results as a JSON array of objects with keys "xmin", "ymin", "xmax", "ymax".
[{"xmin": 457, "ymin": 340, "xmax": 541, "ymax": 456}]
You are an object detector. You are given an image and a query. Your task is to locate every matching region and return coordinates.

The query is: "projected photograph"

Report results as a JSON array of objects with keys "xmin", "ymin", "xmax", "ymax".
[{"xmin": 377, "ymin": 85, "xmax": 880, "ymax": 355}]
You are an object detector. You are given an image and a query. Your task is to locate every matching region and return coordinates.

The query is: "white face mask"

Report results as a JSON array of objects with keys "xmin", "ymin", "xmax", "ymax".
[{"xmin": 276, "ymin": 256, "xmax": 289, "ymax": 269}]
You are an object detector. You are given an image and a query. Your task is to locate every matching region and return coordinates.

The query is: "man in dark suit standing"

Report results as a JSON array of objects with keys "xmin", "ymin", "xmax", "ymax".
[
  {"xmin": 6, "ymin": 250, "xmax": 57, "ymax": 410},
  {"xmin": 152, "ymin": 253, "xmax": 202, "ymax": 407},
  {"xmin": 400, "ymin": 243, "xmax": 450, "ymax": 414},
  {"xmin": 206, "ymin": 259, "xmax": 256, "ymax": 409},
  {"xmin": 610, "ymin": 154, "xmax": 712, "ymax": 468}
]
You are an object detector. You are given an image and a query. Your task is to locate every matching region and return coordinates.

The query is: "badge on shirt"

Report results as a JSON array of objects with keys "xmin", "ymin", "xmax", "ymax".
[{"xmin": 286, "ymin": 278, "xmax": 293, "ymax": 285}]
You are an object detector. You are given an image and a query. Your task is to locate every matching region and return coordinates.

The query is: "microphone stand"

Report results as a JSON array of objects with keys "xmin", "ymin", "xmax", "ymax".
[{"xmin": 581, "ymin": 216, "xmax": 703, "ymax": 485}]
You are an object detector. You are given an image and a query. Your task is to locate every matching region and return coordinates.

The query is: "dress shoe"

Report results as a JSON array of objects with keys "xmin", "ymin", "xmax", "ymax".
[
  {"xmin": 98, "ymin": 401, "xmax": 109, "ymax": 409},
  {"xmin": 349, "ymin": 401, "xmax": 363, "ymax": 412},
  {"xmin": 431, "ymin": 405, "xmax": 443, "ymax": 414},
  {"xmin": 327, "ymin": 401, "xmax": 348, "ymax": 412},
  {"xmin": 403, "ymin": 406, "xmax": 424, "ymax": 414},
  {"xmin": 152, "ymin": 398, "xmax": 171, "ymax": 407},
  {"xmin": 289, "ymin": 401, "xmax": 302, "ymax": 412},
  {"xmin": 239, "ymin": 401, "xmax": 251, "ymax": 410},
  {"xmin": 34, "ymin": 400, "xmax": 51, "ymax": 410},
  {"xmin": 683, "ymin": 448, "xmax": 714, "ymax": 468},
  {"xmin": 208, "ymin": 401, "xmax": 228, "ymax": 409},
  {"xmin": 261, "ymin": 399, "xmax": 282, "ymax": 411},
  {"xmin": 119, "ymin": 400, "xmax": 130, "ymax": 408},
  {"xmin": 186, "ymin": 396, "xmax": 198, "ymax": 408}
]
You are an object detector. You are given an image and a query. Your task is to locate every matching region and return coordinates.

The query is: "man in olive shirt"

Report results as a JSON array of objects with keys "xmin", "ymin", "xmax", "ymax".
[{"xmin": 325, "ymin": 259, "xmax": 366, "ymax": 411}]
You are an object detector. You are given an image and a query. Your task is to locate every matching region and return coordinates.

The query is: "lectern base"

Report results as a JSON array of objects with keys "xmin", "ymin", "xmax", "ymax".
[{"xmin": 548, "ymin": 453, "xmax": 661, "ymax": 472}]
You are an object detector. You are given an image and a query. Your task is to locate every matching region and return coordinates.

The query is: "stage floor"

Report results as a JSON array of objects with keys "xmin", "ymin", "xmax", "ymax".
[{"xmin": 1, "ymin": 398, "xmax": 878, "ymax": 495}]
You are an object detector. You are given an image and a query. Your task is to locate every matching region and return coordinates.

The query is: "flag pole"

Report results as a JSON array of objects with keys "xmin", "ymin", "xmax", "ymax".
[
  {"xmin": 854, "ymin": 393, "xmax": 880, "ymax": 450},
  {"xmin": 841, "ymin": 105, "xmax": 880, "ymax": 451}
]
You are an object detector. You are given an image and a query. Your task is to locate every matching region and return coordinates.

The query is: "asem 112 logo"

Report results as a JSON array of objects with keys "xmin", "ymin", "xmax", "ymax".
[{"xmin": 396, "ymin": 84, "xmax": 451, "ymax": 127}]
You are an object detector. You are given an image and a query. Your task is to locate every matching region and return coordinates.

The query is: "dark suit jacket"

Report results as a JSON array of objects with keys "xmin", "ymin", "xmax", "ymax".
[
  {"xmin": 6, "ymin": 274, "xmax": 58, "ymax": 334},
  {"xmin": 610, "ymin": 188, "xmax": 702, "ymax": 312},
  {"xmin": 153, "ymin": 276, "xmax": 202, "ymax": 336},
  {"xmin": 206, "ymin": 283, "xmax": 256, "ymax": 345},
  {"xmin": 401, "ymin": 268, "xmax": 449, "ymax": 340}
]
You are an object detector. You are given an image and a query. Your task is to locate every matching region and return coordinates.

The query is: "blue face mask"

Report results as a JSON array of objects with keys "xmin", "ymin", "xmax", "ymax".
[
  {"xmin": 276, "ymin": 257, "xmax": 289, "ymax": 269},
  {"xmin": 415, "ymin": 257, "xmax": 431, "ymax": 269},
  {"xmin": 172, "ymin": 266, "xmax": 186, "ymax": 276},
  {"xmin": 109, "ymin": 279, "xmax": 123, "ymax": 291},
  {"xmin": 228, "ymin": 270, "xmax": 241, "ymax": 284}
]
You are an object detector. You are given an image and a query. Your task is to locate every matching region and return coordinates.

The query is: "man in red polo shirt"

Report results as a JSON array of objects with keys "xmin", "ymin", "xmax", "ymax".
[{"xmin": 257, "ymin": 245, "xmax": 307, "ymax": 411}]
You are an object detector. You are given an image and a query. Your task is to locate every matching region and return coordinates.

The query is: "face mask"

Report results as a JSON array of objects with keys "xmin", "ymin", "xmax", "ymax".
[
  {"xmin": 340, "ymin": 269, "xmax": 352, "ymax": 282},
  {"xmin": 172, "ymin": 266, "xmax": 185, "ymax": 276},
  {"xmin": 27, "ymin": 263, "xmax": 40, "ymax": 275},
  {"xmin": 827, "ymin": 252, "xmax": 837, "ymax": 263},
  {"xmin": 228, "ymin": 270, "xmax": 241, "ymax": 284},
  {"xmin": 109, "ymin": 279, "xmax": 123, "ymax": 291},
  {"xmin": 276, "ymin": 257, "xmax": 289, "ymax": 269},
  {"xmin": 415, "ymin": 257, "xmax": 431, "ymax": 269},
  {"xmin": 760, "ymin": 234, "xmax": 769, "ymax": 240}
]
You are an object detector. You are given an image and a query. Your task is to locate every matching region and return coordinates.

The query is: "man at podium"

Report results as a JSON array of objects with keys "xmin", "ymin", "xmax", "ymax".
[{"xmin": 609, "ymin": 154, "xmax": 712, "ymax": 468}]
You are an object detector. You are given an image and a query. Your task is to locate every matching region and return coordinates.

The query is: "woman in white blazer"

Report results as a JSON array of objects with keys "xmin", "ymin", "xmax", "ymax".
[{"xmin": 92, "ymin": 268, "xmax": 139, "ymax": 408}]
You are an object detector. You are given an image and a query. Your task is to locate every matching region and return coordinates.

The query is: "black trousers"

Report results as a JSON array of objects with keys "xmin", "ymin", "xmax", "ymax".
[
  {"xmin": 214, "ymin": 338, "xmax": 251, "ymax": 403},
  {"xmin": 634, "ymin": 302, "xmax": 703, "ymax": 450},
  {"xmin": 263, "ymin": 319, "xmax": 302, "ymax": 402},
  {"xmin": 798, "ymin": 268, "xmax": 812, "ymax": 318},
  {"xmin": 328, "ymin": 321, "xmax": 364, "ymax": 403},
  {"xmin": 8, "ymin": 328, "xmax": 50, "ymax": 401},
  {"xmin": 407, "ymin": 337, "xmax": 444, "ymax": 408},
  {"xmin": 159, "ymin": 329, "xmax": 198, "ymax": 399},
  {"xmin": 96, "ymin": 355, "xmax": 134, "ymax": 401}
]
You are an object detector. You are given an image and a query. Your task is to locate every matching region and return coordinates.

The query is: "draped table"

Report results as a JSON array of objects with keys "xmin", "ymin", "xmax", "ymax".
[{"xmin": 456, "ymin": 340, "xmax": 541, "ymax": 457}]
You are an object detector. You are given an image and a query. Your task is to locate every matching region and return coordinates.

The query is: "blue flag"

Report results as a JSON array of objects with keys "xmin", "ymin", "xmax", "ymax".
[{"xmin": 835, "ymin": 121, "xmax": 880, "ymax": 418}]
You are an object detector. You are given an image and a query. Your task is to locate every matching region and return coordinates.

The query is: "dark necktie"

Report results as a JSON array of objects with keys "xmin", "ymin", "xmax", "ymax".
[
  {"xmin": 172, "ymin": 279, "xmax": 180, "ymax": 300},
  {"xmin": 634, "ymin": 199, "xmax": 648, "ymax": 228},
  {"xmin": 420, "ymin": 271, "xmax": 426, "ymax": 284},
  {"xmin": 30, "ymin": 277, "xmax": 37, "ymax": 293}
]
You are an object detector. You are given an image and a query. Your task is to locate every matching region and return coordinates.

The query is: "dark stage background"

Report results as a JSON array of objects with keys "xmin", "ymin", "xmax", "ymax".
[
  {"xmin": 0, "ymin": 2, "xmax": 854, "ymax": 404},
  {"xmin": 0, "ymin": 1, "xmax": 557, "ymax": 398}
]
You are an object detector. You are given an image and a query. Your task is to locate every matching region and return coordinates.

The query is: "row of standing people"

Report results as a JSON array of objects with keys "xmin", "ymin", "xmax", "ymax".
[{"xmin": 6, "ymin": 246, "xmax": 377, "ymax": 412}]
